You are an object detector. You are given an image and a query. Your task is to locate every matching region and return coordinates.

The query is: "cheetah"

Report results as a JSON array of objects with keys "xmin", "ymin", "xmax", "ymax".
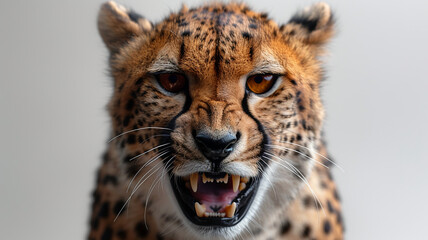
[{"xmin": 89, "ymin": 1, "xmax": 344, "ymax": 239}]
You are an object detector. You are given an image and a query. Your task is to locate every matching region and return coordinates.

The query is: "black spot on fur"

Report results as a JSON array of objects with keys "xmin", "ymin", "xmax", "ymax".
[
  {"xmin": 280, "ymin": 220, "xmax": 292, "ymax": 235},
  {"xmin": 98, "ymin": 202, "xmax": 109, "ymax": 218},
  {"xmin": 229, "ymin": 30, "xmax": 235, "ymax": 38},
  {"xmin": 327, "ymin": 200, "xmax": 335, "ymax": 213},
  {"xmin": 102, "ymin": 152, "xmax": 110, "ymax": 163},
  {"xmin": 336, "ymin": 211, "xmax": 343, "ymax": 225},
  {"xmin": 114, "ymin": 200, "xmax": 125, "ymax": 216},
  {"xmin": 102, "ymin": 175, "xmax": 118, "ymax": 185},
  {"xmin": 101, "ymin": 227, "xmax": 113, "ymax": 240},
  {"xmin": 181, "ymin": 31, "xmax": 192, "ymax": 37},
  {"xmin": 249, "ymin": 23, "xmax": 257, "ymax": 29},
  {"xmin": 180, "ymin": 42, "xmax": 185, "ymax": 60},
  {"xmin": 178, "ymin": 21, "xmax": 188, "ymax": 27},
  {"xmin": 156, "ymin": 234, "xmax": 164, "ymax": 240},
  {"xmin": 117, "ymin": 230, "xmax": 127, "ymax": 239},
  {"xmin": 303, "ymin": 195, "xmax": 315, "ymax": 208},
  {"xmin": 135, "ymin": 221, "xmax": 149, "ymax": 237},
  {"xmin": 90, "ymin": 217, "xmax": 99, "ymax": 230},
  {"xmin": 333, "ymin": 188, "xmax": 341, "ymax": 201},
  {"xmin": 290, "ymin": 79, "xmax": 297, "ymax": 86},
  {"xmin": 123, "ymin": 115, "xmax": 131, "ymax": 127},
  {"xmin": 242, "ymin": 31, "xmax": 252, "ymax": 40},
  {"xmin": 320, "ymin": 181, "xmax": 328, "ymax": 189},
  {"xmin": 324, "ymin": 220, "xmax": 331, "ymax": 234},
  {"xmin": 123, "ymin": 154, "xmax": 133, "ymax": 163},
  {"xmin": 126, "ymin": 99, "xmax": 134, "ymax": 111},
  {"xmin": 301, "ymin": 225, "xmax": 311, "ymax": 237},
  {"xmin": 127, "ymin": 134, "xmax": 136, "ymax": 144}
]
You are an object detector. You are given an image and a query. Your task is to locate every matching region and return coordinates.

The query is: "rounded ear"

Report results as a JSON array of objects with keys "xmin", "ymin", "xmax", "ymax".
[
  {"xmin": 97, "ymin": 1, "xmax": 153, "ymax": 53},
  {"xmin": 280, "ymin": 2, "xmax": 335, "ymax": 46}
]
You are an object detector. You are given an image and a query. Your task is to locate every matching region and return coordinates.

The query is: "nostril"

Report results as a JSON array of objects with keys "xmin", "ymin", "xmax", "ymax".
[{"xmin": 194, "ymin": 132, "xmax": 238, "ymax": 162}]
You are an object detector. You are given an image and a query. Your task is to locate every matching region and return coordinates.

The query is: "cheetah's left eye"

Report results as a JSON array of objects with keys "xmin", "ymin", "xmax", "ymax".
[
  {"xmin": 246, "ymin": 74, "xmax": 279, "ymax": 94},
  {"xmin": 156, "ymin": 73, "xmax": 187, "ymax": 93}
]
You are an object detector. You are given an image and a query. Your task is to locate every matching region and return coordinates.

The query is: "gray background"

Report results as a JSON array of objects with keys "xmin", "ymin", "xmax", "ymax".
[{"xmin": 1, "ymin": 0, "xmax": 427, "ymax": 239}]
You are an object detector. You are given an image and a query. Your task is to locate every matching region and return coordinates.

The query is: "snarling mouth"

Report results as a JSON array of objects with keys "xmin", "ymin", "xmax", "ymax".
[{"xmin": 170, "ymin": 171, "xmax": 260, "ymax": 227}]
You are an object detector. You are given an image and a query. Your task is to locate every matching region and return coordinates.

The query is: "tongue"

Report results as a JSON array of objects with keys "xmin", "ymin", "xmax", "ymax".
[{"xmin": 190, "ymin": 178, "xmax": 239, "ymax": 213}]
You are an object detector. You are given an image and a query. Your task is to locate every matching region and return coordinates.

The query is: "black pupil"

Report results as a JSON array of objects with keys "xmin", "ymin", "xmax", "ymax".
[
  {"xmin": 168, "ymin": 74, "xmax": 178, "ymax": 83},
  {"xmin": 254, "ymin": 75, "xmax": 263, "ymax": 84}
]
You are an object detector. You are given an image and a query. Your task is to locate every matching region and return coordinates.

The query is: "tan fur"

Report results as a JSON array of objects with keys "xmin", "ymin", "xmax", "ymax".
[{"xmin": 89, "ymin": 2, "xmax": 343, "ymax": 239}]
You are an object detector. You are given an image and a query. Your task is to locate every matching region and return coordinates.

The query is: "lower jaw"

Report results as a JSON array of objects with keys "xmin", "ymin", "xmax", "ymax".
[{"xmin": 170, "ymin": 174, "xmax": 260, "ymax": 227}]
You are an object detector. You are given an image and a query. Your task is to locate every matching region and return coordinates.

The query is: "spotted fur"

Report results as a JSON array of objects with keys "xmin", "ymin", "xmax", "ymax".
[{"xmin": 89, "ymin": 1, "xmax": 343, "ymax": 239}]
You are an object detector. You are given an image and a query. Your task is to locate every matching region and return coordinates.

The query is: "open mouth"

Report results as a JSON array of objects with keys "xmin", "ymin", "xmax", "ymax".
[{"xmin": 170, "ymin": 171, "xmax": 260, "ymax": 227}]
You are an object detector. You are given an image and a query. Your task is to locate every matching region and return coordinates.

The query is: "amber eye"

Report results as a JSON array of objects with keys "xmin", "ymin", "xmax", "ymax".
[
  {"xmin": 157, "ymin": 73, "xmax": 186, "ymax": 93},
  {"xmin": 246, "ymin": 74, "xmax": 278, "ymax": 94}
]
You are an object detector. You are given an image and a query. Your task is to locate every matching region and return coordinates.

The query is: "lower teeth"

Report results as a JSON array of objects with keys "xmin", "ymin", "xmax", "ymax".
[
  {"xmin": 194, "ymin": 202, "xmax": 237, "ymax": 218},
  {"xmin": 204, "ymin": 212, "xmax": 226, "ymax": 217}
]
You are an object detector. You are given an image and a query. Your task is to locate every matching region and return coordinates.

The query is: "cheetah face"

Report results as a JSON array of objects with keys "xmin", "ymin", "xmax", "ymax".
[{"xmin": 98, "ymin": 1, "xmax": 334, "ymax": 238}]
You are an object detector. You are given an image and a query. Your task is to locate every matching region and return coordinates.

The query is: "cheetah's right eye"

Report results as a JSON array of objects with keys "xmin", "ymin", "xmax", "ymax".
[{"xmin": 156, "ymin": 73, "xmax": 186, "ymax": 93}]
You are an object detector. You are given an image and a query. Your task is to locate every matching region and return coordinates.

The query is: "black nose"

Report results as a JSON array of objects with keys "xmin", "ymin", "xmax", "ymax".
[{"xmin": 195, "ymin": 131, "xmax": 238, "ymax": 165}]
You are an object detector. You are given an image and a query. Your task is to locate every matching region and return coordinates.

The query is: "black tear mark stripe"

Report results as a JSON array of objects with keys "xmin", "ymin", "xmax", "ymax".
[
  {"xmin": 241, "ymin": 92, "xmax": 270, "ymax": 171},
  {"xmin": 162, "ymin": 87, "xmax": 193, "ymax": 168}
]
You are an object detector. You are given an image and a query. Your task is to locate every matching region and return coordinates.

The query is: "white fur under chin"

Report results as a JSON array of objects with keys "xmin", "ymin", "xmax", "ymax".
[{"xmin": 148, "ymin": 155, "xmax": 309, "ymax": 240}]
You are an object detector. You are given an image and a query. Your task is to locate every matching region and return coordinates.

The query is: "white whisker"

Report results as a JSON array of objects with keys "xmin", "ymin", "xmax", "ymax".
[
  {"xmin": 129, "ymin": 143, "xmax": 171, "ymax": 161},
  {"xmin": 143, "ymin": 156, "xmax": 175, "ymax": 229},
  {"xmin": 267, "ymin": 144, "xmax": 329, "ymax": 169},
  {"xmin": 273, "ymin": 140, "xmax": 344, "ymax": 172},
  {"xmin": 263, "ymin": 152, "xmax": 325, "ymax": 219},
  {"xmin": 127, "ymin": 149, "xmax": 170, "ymax": 192},
  {"xmin": 114, "ymin": 163, "xmax": 164, "ymax": 222},
  {"xmin": 108, "ymin": 126, "xmax": 172, "ymax": 143}
]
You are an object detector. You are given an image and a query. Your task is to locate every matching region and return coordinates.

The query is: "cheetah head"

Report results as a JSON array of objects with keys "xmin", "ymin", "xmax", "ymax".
[{"xmin": 98, "ymin": 1, "xmax": 334, "ymax": 239}]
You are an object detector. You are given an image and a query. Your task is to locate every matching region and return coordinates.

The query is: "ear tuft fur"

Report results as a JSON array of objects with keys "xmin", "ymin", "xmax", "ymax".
[
  {"xmin": 281, "ymin": 2, "xmax": 334, "ymax": 45},
  {"xmin": 98, "ymin": 1, "xmax": 152, "ymax": 53}
]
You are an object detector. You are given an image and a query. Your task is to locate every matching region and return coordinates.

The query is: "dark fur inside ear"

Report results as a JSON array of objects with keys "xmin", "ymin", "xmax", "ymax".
[
  {"xmin": 281, "ymin": 2, "xmax": 334, "ymax": 45},
  {"xmin": 97, "ymin": 1, "xmax": 153, "ymax": 53}
]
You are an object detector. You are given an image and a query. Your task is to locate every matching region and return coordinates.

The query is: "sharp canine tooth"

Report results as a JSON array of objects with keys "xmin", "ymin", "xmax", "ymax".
[
  {"xmin": 190, "ymin": 173, "xmax": 198, "ymax": 192},
  {"xmin": 195, "ymin": 202, "xmax": 205, "ymax": 217},
  {"xmin": 225, "ymin": 202, "xmax": 237, "ymax": 218},
  {"xmin": 241, "ymin": 176, "xmax": 249, "ymax": 183},
  {"xmin": 232, "ymin": 175, "xmax": 240, "ymax": 192},
  {"xmin": 239, "ymin": 182, "xmax": 246, "ymax": 191},
  {"xmin": 202, "ymin": 173, "xmax": 208, "ymax": 184}
]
